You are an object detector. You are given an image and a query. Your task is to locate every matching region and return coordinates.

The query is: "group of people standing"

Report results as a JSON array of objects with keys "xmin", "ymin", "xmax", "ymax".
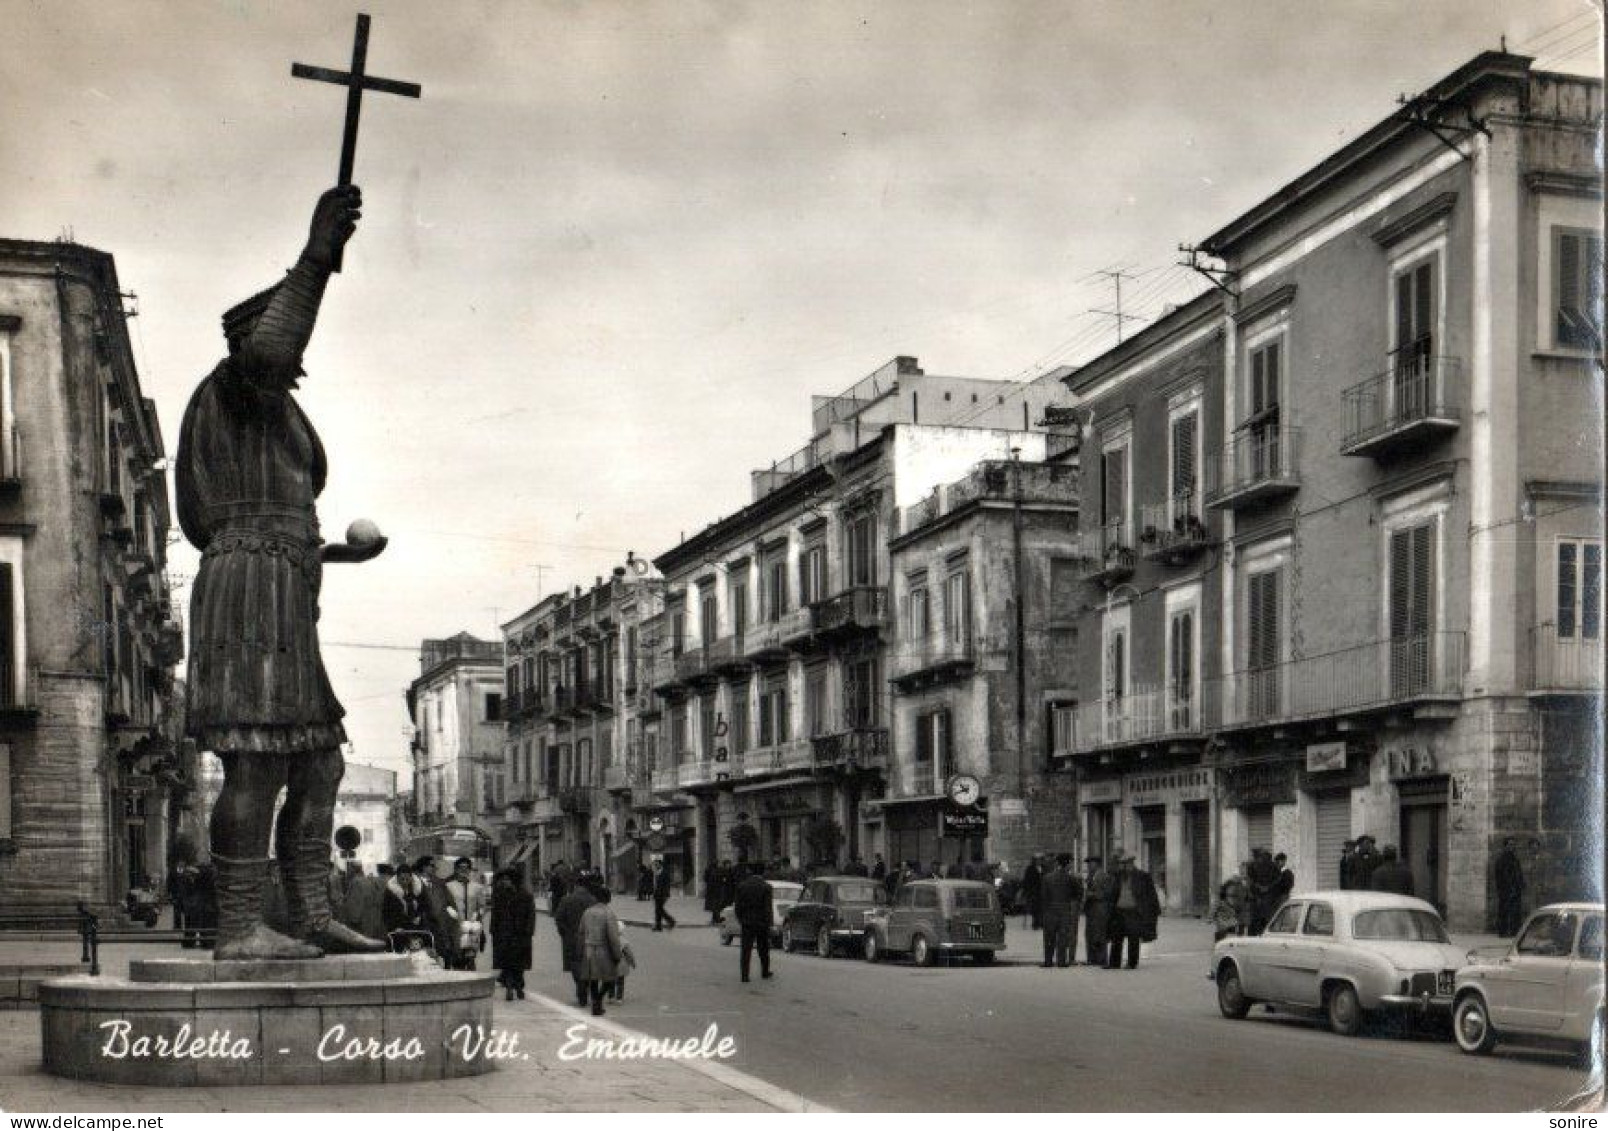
[
  {"xmin": 1023, "ymin": 853, "xmax": 1162, "ymax": 970},
  {"xmin": 552, "ymin": 869, "xmax": 637, "ymax": 1015}
]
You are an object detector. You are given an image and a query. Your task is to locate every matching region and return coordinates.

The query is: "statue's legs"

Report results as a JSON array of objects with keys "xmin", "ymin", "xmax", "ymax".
[
  {"xmin": 277, "ymin": 748, "xmax": 385, "ymax": 953},
  {"xmin": 211, "ymin": 751, "xmax": 322, "ymax": 960}
]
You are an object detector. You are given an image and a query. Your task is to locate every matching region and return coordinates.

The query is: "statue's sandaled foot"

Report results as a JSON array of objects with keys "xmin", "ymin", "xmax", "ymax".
[
  {"xmin": 215, "ymin": 923, "xmax": 324, "ymax": 961},
  {"xmin": 307, "ymin": 919, "xmax": 387, "ymax": 954}
]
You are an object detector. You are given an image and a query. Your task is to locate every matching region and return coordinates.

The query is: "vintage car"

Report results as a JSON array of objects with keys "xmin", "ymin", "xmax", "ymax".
[
  {"xmin": 717, "ymin": 880, "xmax": 804, "ymax": 946},
  {"xmin": 780, "ymin": 875, "xmax": 888, "ymax": 957},
  {"xmin": 863, "ymin": 879, "xmax": 1005, "ymax": 966},
  {"xmin": 1213, "ymin": 891, "xmax": 1467, "ymax": 1036},
  {"xmin": 1451, "ymin": 902, "xmax": 1604, "ymax": 1059}
]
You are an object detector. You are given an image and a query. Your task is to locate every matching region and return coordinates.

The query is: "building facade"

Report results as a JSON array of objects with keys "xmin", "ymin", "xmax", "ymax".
[
  {"xmin": 406, "ymin": 633, "xmax": 505, "ymax": 833},
  {"xmin": 648, "ymin": 357, "xmax": 1070, "ymax": 892},
  {"xmin": 884, "ymin": 456, "xmax": 1081, "ymax": 872},
  {"xmin": 1059, "ymin": 52, "xmax": 1601, "ymax": 929},
  {"xmin": 0, "ymin": 240, "xmax": 184, "ymax": 912},
  {"xmin": 331, "ymin": 762, "xmax": 398, "ymax": 875}
]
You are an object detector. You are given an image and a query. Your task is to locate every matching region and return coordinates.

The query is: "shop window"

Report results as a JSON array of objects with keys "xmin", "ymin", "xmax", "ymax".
[{"xmin": 1557, "ymin": 539, "xmax": 1603, "ymax": 640}]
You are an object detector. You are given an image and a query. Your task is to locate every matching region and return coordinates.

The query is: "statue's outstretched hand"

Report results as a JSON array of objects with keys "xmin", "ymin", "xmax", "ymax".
[{"xmin": 306, "ymin": 185, "xmax": 362, "ymax": 269}]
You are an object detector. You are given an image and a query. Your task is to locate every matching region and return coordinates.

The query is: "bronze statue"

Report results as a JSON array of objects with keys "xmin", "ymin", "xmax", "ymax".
[{"xmin": 176, "ymin": 185, "xmax": 388, "ymax": 959}]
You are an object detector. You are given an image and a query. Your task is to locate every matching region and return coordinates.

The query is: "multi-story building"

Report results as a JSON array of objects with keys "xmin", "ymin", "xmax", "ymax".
[
  {"xmin": 331, "ymin": 762, "xmax": 398, "ymax": 875},
  {"xmin": 1060, "ymin": 51, "xmax": 1600, "ymax": 930},
  {"xmin": 648, "ymin": 357, "xmax": 1070, "ymax": 891},
  {"xmin": 1055, "ymin": 291, "xmax": 1227, "ymax": 913},
  {"xmin": 499, "ymin": 564, "xmax": 663, "ymax": 887},
  {"xmin": 0, "ymin": 239, "xmax": 184, "ymax": 912},
  {"xmin": 405, "ymin": 633, "xmax": 505, "ymax": 831},
  {"xmin": 885, "ymin": 455, "xmax": 1080, "ymax": 872}
]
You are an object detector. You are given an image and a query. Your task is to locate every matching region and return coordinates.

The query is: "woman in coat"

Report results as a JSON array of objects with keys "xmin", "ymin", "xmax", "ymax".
[
  {"xmin": 490, "ymin": 869, "xmax": 536, "ymax": 1001},
  {"xmin": 577, "ymin": 886, "xmax": 624, "ymax": 1016}
]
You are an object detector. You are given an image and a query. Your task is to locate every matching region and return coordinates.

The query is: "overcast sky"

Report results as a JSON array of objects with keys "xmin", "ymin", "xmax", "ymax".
[{"xmin": 2, "ymin": 0, "xmax": 1599, "ymax": 785}]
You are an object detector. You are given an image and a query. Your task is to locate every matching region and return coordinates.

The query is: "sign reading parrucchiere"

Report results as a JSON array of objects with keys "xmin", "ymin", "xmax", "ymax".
[{"xmin": 1219, "ymin": 761, "xmax": 1297, "ymax": 808}]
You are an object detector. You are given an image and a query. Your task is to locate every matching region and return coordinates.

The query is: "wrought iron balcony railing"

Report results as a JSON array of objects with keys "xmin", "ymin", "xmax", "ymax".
[
  {"xmin": 1076, "ymin": 520, "xmax": 1136, "ymax": 585},
  {"xmin": 1137, "ymin": 498, "xmax": 1210, "ymax": 563},
  {"xmin": 1205, "ymin": 425, "xmax": 1301, "ymax": 510},
  {"xmin": 1341, "ymin": 348, "xmax": 1461, "ymax": 458},
  {"xmin": 1062, "ymin": 686, "xmax": 1201, "ymax": 754},
  {"xmin": 811, "ymin": 585, "xmax": 889, "ymax": 636},
  {"xmin": 811, "ymin": 726, "xmax": 890, "ymax": 769}
]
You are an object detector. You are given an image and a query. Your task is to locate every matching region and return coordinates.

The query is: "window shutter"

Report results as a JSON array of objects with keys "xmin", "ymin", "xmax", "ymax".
[
  {"xmin": 0, "ymin": 565, "xmax": 13, "ymax": 705},
  {"xmin": 938, "ymin": 710, "xmax": 953, "ymax": 780},
  {"xmin": 1411, "ymin": 524, "xmax": 1434, "ymax": 636},
  {"xmin": 1585, "ymin": 543, "xmax": 1603, "ymax": 640},
  {"xmin": 1172, "ymin": 413, "xmax": 1198, "ymax": 504},
  {"xmin": 916, "ymin": 711, "xmax": 932, "ymax": 766},
  {"xmin": 1559, "ymin": 232, "xmax": 1582, "ymax": 323},
  {"xmin": 1415, "ymin": 262, "xmax": 1434, "ymax": 349},
  {"xmin": 1558, "ymin": 542, "xmax": 1579, "ymax": 639},
  {"xmin": 1248, "ymin": 571, "xmax": 1279, "ymax": 669},
  {"xmin": 1103, "ymin": 448, "xmax": 1126, "ymax": 527},
  {"xmin": 1390, "ymin": 525, "xmax": 1434, "ymax": 640}
]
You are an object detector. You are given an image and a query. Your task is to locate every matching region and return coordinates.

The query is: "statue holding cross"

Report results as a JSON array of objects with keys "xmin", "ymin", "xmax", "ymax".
[{"xmin": 176, "ymin": 14, "xmax": 420, "ymax": 960}]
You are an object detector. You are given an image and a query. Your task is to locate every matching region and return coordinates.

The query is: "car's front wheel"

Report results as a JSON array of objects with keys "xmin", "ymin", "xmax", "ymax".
[
  {"xmin": 1217, "ymin": 963, "xmax": 1251, "ymax": 1019},
  {"xmin": 863, "ymin": 931, "xmax": 882, "ymax": 963},
  {"xmin": 1326, "ymin": 983, "xmax": 1364, "ymax": 1037},
  {"xmin": 912, "ymin": 934, "xmax": 934, "ymax": 967},
  {"xmin": 1453, "ymin": 992, "xmax": 1498, "ymax": 1055},
  {"xmin": 781, "ymin": 924, "xmax": 797, "ymax": 953}
]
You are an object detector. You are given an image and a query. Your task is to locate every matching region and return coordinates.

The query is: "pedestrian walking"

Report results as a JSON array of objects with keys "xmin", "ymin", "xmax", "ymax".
[
  {"xmin": 549, "ymin": 859, "xmax": 572, "ymax": 906},
  {"xmin": 1082, "ymin": 856, "xmax": 1111, "ymax": 967},
  {"xmin": 1020, "ymin": 855, "xmax": 1044, "ymax": 929},
  {"xmin": 1039, "ymin": 853, "xmax": 1083, "ymax": 968},
  {"xmin": 1493, "ymin": 837, "xmax": 1526, "ymax": 936},
  {"xmin": 554, "ymin": 875, "xmax": 598, "ymax": 1006},
  {"xmin": 636, "ymin": 862, "xmax": 653, "ymax": 901},
  {"xmin": 578, "ymin": 887, "xmax": 624, "ymax": 1016},
  {"xmin": 1103, "ymin": 853, "xmax": 1160, "ymax": 970},
  {"xmin": 651, "ymin": 858, "xmax": 677, "ymax": 931},
  {"xmin": 490, "ymin": 868, "xmax": 535, "ymax": 1001},
  {"xmin": 607, "ymin": 920, "xmax": 636, "ymax": 1003},
  {"xmin": 1369, "ymin": 846, "xmax": 1415, "ymax": 895},
  {"xmin": 731, "ymin": 867, "xmax": 775, "ymax": 983}
]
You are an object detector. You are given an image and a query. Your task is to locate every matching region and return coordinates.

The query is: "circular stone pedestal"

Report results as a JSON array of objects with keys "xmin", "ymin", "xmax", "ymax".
[{"xmin": 40, "ymin": 953, "xmax": 497, "ymax": 1086}]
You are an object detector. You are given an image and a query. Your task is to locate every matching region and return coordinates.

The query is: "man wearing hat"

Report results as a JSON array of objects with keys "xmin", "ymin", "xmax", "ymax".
[
  {"xmin": 1038, "ymin": 854, "xmax": 1083, "ymax": 968},
  {"xmin": 1103, "ymin": 853, "xmax": 1161, "ymax": 970},
  {"xmin": 1338, "ymin": 839, "xmax": 1359, "ymax": 890},
  {"xmin": 1081, "ymin": 855, "xmax": 1112, "ymax": 967},
  {"xmin": 177, "ymin": 183, "xmax": 388, "ymax": 959}
]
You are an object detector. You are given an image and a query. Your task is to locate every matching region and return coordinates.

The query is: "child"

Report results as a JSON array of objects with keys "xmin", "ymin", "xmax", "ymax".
[
  {"xmin": 1206, "ymin": 877, "xmax": 1246, "ymax": 979},
  {"xmin": 609, "ymin": 920, "xmax": 637, "ymax": 1002}
]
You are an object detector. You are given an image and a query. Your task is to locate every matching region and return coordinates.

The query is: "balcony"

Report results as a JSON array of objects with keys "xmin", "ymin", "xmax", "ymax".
[
  {"xmin": 811, "ymin": 726, "xmax": 889, "ymax": 771},
  {"xmin": 1137, "ymin": 499, "xmax": 1211, "ymax": 565},
  {"xmin": 649, "ymin": 655, "xmax": 682, "ymax": 695},
  {"xmin": 1531, "ymin": 624, "xmax": 1602, "ymax": 694},
  {"xmin": 678, "ymin": 759, "xmax": 720, "ymax": 789},
  {"xmin": 1209, "ymin": 632, "xmax": 1465, "ymax": 731},
  {"xmin": 705, "ymin": 634, "xmax": 751, "ymax": 676},
  {"xmin": 558, "ymin": 786, "xmax": 591, "ymax": 814},
  {"xmin": 889, "ymin": 635, "xmax": 975, "ymax": 692},
  {"xmin": 1077, "ymin": 521, "xmax": 1136, "ymax": 587},
  {"xmin": 575, "ymin": 683, "xmax": 615, "ymax": 712},
  {"xmin": 1341, "ymin": 349, "xmax": 1461, "ymax": 459},
  {"xmin": 743, "ymin": 608, "xmax": 813, "ymax": 661},
  {"xmin": 651, "ymin": 764, "xmax": 681, "ymax": 793},
  {"xmin": 811, "ymin": 586, "xmax": 889, "ymax": 639},
  {"xmin": 1205, "ymin": 425, "xmax": 1301, "ymax": 510},
  {"xmin": 674, "ymin": 647, "xmax": 713, "ymax": 686},
  {"xmin": 742, "ymin": 738, "xmax": 815, "ymax": 777},
  {"xmin": 1060, "ymin": 687, "xmax": 1202, "ymax": 756},
  {"xmin": 552, "ymin": 685, "xmax": 576, "ymax": 714}
]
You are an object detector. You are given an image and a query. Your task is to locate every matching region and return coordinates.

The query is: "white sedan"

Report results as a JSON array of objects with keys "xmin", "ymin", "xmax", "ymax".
[
  {"xmin": 1213, "ymin": 891, "xmax": 1468, "ymax": 1037},
  {"xmin": 1452, "ymin": 902, "xmax": 1604, "ymax": 1060}
]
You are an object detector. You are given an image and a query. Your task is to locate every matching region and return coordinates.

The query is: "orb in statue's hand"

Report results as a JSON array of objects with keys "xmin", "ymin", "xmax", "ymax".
[{"xmin": 346, "ymin": 518, "xmax": 383, "ymax": 547}]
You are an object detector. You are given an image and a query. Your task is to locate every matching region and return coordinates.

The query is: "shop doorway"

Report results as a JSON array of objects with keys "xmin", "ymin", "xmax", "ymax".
[
  {"xmin": 1314, "ymin": 790, "xmax": 1352, "ymax": 890},
  {"xmin": 1400, "ymin": 788, "xmax": 1448, "ymax": 914},
  {"xmin": 1243, "ymin": 805, "xmax": 1274, "ymax": 862},
  {"xmin": 1184, "ymin": 802, "xmax": 1211, "ymax": 912},
  {"xmin": 1084, "ymin": 803, "xmax": 1116, "ymax": 867},
  {"xmin": 1137, "ymin": 806, "xmax": 1166, "ymax": 887}
]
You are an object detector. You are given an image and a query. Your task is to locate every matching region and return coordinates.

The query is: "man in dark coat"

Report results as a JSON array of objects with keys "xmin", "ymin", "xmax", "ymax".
[
  {"xmin": 871, "ymin": 854, "xmax": 887, "ymax": 880},
  {"xmin": 1020, "ymin": 855, "xmax": 1044, "ymax": 929},
  {"xmin": 1270, "ymin": 853, "xmax": 1295, "ymax": 910},
  {"xmin": 553, "ymin": 878, "xmax": 598, "ymax": 1006},
  {"xmin": 1338, "ymin": 840, "xmax": 1358, "ymax": 890},
  {"xmin": 1081, "ymin": 856, "xmax": 1112, "ymax": 968},
  {"xmin": 413, "ymin": 856, "xmax": 461, "ymax": 967},
  {"xmin": 1351, "ymin": 835, "xmax": 1382, "ymax": 891},
  {"xmin": 1493, "ymin": 837, "xmax": 1526, "ymax": 936},
  {"xmin": 1039, "ymin": 853, "xmax": 1084, "ymax": 968},
  {"xmin": 1104, "ymin": 853, "xmax": 1161, "ymax": 969},
  {"xmin": 1245, "ymin": 848, "xmax": 1280, "ymax": 936},
  {"xmin": 731, "ymin": 868, "xmax": 775, "ymax": 983},
  {"xmin": 1369, "ymin": 846, "xmax": 1416, "ymax": 896},
  {"xmin": 490, "ymin": 869, "xmax": 536, "ymax": 1000},
  {"xmin": 651, "ymin": 858, "xmax": 677, "ymax": 931}
]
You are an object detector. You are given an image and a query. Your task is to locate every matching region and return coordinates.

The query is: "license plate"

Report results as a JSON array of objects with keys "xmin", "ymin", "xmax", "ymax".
[{"xmin": 969, "ymin": 923, "xmax": 984, "ymax": 939}]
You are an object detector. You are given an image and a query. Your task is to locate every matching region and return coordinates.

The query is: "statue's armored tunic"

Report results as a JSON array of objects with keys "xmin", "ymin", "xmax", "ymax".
[{"xmin": 176, "ymin": 261, "xmax": 347, "ymax": 755}]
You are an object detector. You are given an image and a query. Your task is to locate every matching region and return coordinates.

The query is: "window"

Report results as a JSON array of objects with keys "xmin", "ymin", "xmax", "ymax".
[
  {"xmin": 1517, "ymin": 911, "xmax": 1580, "ymax": 957},
  {"xmin": 1557, "ymin": 539, "xmax": 1603, "ymax": 640},
  {"xmin": 1246, "ymin": 568, "xmax": 1281, "ymax": 719},
  {"xmin": 806, "ymin": 666, "xmax": 829, "ymax": 736},
  {"xmin": 700, "ymin": 698, "xmax": 717, "ymax": 759},
  {"xmin": 1265, "ymin": 902, "xmax": 1303, "ymax": 935},
  {"xmin": 846, "ymin": 511, "xmax": 878, "ymax": 587},
  {"xmin": 1104, "ymin": 627, "xmax": 1127, "ymax": 706},
  {"xmin": 907, "ymin": 578, "xmax": 930, "ymax": 640},
  {"xmin": 1554, "ymin": 227, "xmax": 1604, "ymax": 350},
  {"xmin": 1392, "ymin": 258, "xmax": 1437, "ymax": 416},
  {"xmin": 764, "ymin": 555, "xmax": 788, "ymax": 622},
  {"xmin": 731, "ymin": 579, "xmax": 749, "ymax": 639},
  {"xmin": 1050, "ymin": 703, "xmax": 1077, "ymax": 756},
  {"xmin": 1578, "ymin": 916, "xmax": 1603, "ymax": 961},
  {"xmin": 1101, "ymin": 445, "xmax": 1128, "ymax": 535},
  {"xmin": 0, "ymin": 563, "xmax": 16, "ymax": 708},
  {"xmin": 1352, "ymin": 908, "xmax": 1449, "ymax": 942},
  {"xmin": 914, "ymin": 709, "xmax": 952, "ymax": 794},
  {"xmin": 943, "ymin": 570, "xmax": 971, "ymax": 648},
  {"xmin": 800, "ymin": 542, "xmax": 828, "ymax": 605},
  {"xmin": 505, "ymin": 664, "xmax": 520, "ymax": 699},
  {"xmin": 670, "ymin": 705, "xmax": 688, "ymax": 759},
  {"xmin": 913, "ymin": 886, "xmax": 940, "ymax": 910},
  {"xmin": 758, "ymin": 678, "xmax": 789, "ymax": 747},
  {"xmin": 625, "ymin": 626, "xmax": 638, "ymax": 687},
  {"xmin": 1303, "ymin": 903, "xmax": 1334, "ymax": 937},
  {"xmin": 730, "ymin": 688, "xmax": 750, "ymax": 755},
  {"xmin": 1169, "ymin": 408, "xmax": 1200, "ymax": 523},
  {"xmin": 1388, "ymin": 523, "xmax": 1435, "ymax": 696},
  {"xmin": 670, "ymin": 611, "xmax": 686, "ymax": 657},
  {"xmin": 578, "ymin": 739, "xmax": 593, "ymax": 787},
  {"xmin": 844, "ymin": 656, "xmax": 879, "ymax": 728},
  {"xmin": 699, "ymin": 588, "xmax": 717, "ymax": 646},
  {"xmin": 1246, "ymin": 339, "xmax": 1283, "ymax": 479},
  {"xmin": 1167, "ymin": 609, "xmax": 1195, "ymax": 730},
  {"xmin": 484, "ymin": 693, "xmax": 502, "ymax": 722}
]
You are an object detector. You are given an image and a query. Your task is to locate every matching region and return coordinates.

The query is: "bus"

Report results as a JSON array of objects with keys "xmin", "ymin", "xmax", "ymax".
[{"xmin": 404, "ymin": 825, "xmax": 495, "ymax": 881}]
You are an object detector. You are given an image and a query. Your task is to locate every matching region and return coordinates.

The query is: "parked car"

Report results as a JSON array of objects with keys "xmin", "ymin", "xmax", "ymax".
[
  {"xmin": 1213, "ymin": 891, "xmax": 1467, "ymax": 1036},
  {"xmin": 718, "ymin": 880, "xmax": 804, "ymax": 945},
  {"xmin": 1451, "ymin": 902, "xmax": 1604, "ymax": 1060},
  {"xmin": 781, "ymin": 876, "xmax": 888, "ymax": 957},
  {"xmin": 863, "ymin": 879, "xmax": 1005, "ymax": 966}
]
